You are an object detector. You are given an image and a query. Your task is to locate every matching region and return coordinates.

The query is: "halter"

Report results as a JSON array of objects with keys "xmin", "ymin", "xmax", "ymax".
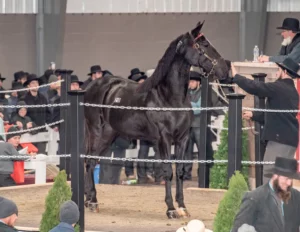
[{"xmin": 190, "ymin": 33, "xmax": 218, "ymax": 78}]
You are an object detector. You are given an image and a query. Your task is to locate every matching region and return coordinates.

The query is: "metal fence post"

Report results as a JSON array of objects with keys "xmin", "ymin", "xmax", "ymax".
[
  {"xmin": 198, "ymin": 77, "xmax": 212, "ymax": 188},
  {"xmin": 227, "ymin": 93, "xmax": 245, "ymax": 181},
  {"xmin": 68, "ymin": 89, "xmax": 85, "ymax": 232},
  {"xmin": 252, "ymin": 73, "xmax": 266, "ymax": 187}
]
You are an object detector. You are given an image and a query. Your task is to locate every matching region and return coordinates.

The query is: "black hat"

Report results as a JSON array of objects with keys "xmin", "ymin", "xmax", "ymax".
[
  {"xmin": 276, "ymin": 57, "xmax": 300, "ymax": 78},
  {"xmin": 189, "ymin": 71, "xmax": 202, "ymax": 82},
  {"xmin": 0, "ymin": 74, "xmax": 6, "ymax": 81},
  {"xmin": 0, "ymin": 197, "xmax": 18, "ymax": 218},
  {"xmin": 23, "ymin": 74, "xmax": 41, "ymax": 87},
  {"xmin": 264, "ymin": 157, "xmax": 300, "ymax": 180},
  {"xmin": 70, "ymin": 75, "xmax": 83, "ymax": 85},
  {"xmin": 88, "ymin": 65, "xmax": 102, "ymax": 76},
  {"xmin": 6, "ymin": 126, "xmax": 23, "ymax": 141},
  {"xmin": 128, "ymin": 68, "xmax": 147, "ymax": 82},
  {"xmin": 14, "ymin": 71, "xmax": 25, "ymax": 82},
  {"xmin": 276, "ymin": 18, "xmax": 300, "ymax": 32}
]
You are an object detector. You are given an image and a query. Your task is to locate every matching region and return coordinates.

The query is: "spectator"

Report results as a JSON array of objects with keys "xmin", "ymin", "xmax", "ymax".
[
  {"xmin": 0, "ymin": 75, "xmax": 9, "ymax": 125},
  {"xmin": 10, "ymin": 101, "xmax": 36, "ymax": 130},
  {"xmin": 23, "ymin": 74, "xmax": 51, "ymax": 154},
  {"xmin": 49, "ymin": 77, "xmax": 61, "ymax": 132},
  {"xmin": 13, "ymin": 71, "xmax": 27, "ymax": 86},
  {"xmin": 46, "ymin": 74, "xmax": 59, "ymax": 101},
  {"xmin": 50, "ymin": 200, "xmax": 80, "ymax": 232},
  {"xmin": 82, "ymin": 65, "xmax": 113, "ymax": 89},
  {"xmin": 55, "ymin": 69, "xmax": 62, "ymax": 80},
  {"xmin": 0, "ymin": 196, "xmax": 19, "ymax": 232},
  {"xmin": 7, "ymin": 82, "xmax": 24, "ymax": 119},
  {"xmin": 0, "ymin": 134, "xmax": 28, "ymax": 187},
  {"xmin": 70, "ymin": 75, "xmax": 83, "ymax": 90}
]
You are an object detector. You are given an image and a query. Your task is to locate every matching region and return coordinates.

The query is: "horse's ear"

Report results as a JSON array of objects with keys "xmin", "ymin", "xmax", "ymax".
[{"xmin": 191, "ymin": 21, "xmax": 205, "ymax": 37}]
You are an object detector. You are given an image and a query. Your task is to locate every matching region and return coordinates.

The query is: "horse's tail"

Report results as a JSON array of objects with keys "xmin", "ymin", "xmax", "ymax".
[{"xmin": 83, "ymin": 78, "xmax": 113, "ymax": 155}]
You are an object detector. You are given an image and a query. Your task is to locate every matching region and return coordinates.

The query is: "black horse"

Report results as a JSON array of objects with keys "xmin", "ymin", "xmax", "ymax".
[{"xmin": 84, "ymin": 21, "xmax": 229, "ymax": 218}]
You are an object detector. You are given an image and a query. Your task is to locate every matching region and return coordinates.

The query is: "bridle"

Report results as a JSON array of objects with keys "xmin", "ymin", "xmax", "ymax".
[{"xmin": 191, "ymin": 33, "xmax": 218, "ymax": 78}]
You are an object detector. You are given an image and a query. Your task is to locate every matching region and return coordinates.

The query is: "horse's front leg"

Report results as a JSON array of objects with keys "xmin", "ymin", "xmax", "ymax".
[
  {"xmin": 158, "ymin": 136, "xmax": 179, "ymax": 219},
  {"xmin": 175, "ymin": 133, "xmax": 191, "ymax": 218}
]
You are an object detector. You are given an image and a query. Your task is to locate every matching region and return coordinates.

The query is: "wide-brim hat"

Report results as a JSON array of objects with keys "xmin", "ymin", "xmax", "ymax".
[
  {"xmin": 276, "ymin": 18, "xmax": 300, "ymax": 32},
  {"xmin": 0, "ymin": 74, "xmax": 6, "ymax": 81},
  {"xmin": 88, "ymin": 65, "xmax": 102, "ymax": 76},
  {"xmin": 23, "ymin": 74, "xmax": 42, "ymax": 87},
  {"xmin": 275, "ymin": 57, "xmax": 300, "ymax": 78},
  {"xmin": 70, "ymin": 75, "xmax": 83, "ymax": 85},
  {"xmin": 11, "ymin": 82, "xmax": 23, "ymax": 91},
  {"xmin": 128, "ymin": 68, "xmax": 147, "ymax": 82},
  {"xmin": 264, "ymin": 157, "xmax": 300, "ymax": 180},
  {"xmin": 190, "ymin": 71, "xmax": 202, "ymax": 82}
]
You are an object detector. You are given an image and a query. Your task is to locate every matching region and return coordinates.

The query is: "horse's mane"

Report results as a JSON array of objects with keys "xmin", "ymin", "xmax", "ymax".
[{"xmin": 136, "ymin": 35, "xmax": 183, "ymax": 93}]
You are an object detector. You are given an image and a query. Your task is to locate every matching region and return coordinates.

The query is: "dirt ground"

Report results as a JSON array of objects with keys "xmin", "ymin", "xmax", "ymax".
[{"xmin": 0, "ymin": 181, "xmax": 225, "ymax": 232}]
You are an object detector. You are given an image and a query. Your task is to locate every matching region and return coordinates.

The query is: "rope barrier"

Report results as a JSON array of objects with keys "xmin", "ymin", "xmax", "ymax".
[
  {"xmin": 0, "ymin": 154, "xmax": 276, "ymax": 165},
  {"xmin": 0, "ymin": 80, "xmax": 64, "ymax": 94},
  {"xmin": 80, "ymin": 103, "xmax": 228, "ymax": 111},
  {"xmin": 0, "ymin": 119, "xmax": 64, "ymax": 135},
  {"xmin": 0, "ymin": 103, "xmax": 70, "ymax": 109},
  {"xmin": 207, "ymin": 124, "xmax": 254, "ymax": 131},
  {"xmin": 243, "ymin": 107, "xmax": 300, "ymax": 113}
]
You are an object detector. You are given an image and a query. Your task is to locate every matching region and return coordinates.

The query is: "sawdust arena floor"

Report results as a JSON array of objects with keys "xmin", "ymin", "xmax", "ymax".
[{"xmin": 0, "ymin": 178, "xmax": 225, "ymax": 232}]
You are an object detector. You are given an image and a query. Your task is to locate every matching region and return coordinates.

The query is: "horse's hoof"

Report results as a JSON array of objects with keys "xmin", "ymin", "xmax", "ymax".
[
  {"xmin": 84, "ymin": 200, "xmax": 90, "ymax": 208},
  {"xmin": 176, "ymin": 208, "xmax": 191, "ymax": 218},
  {"xmin": 88, "ymin": 202, "xmax": 100, "ymax": 213},
  {"xmin": 166, "ymin": 210, "xmax": 180, "ymax": 219}
]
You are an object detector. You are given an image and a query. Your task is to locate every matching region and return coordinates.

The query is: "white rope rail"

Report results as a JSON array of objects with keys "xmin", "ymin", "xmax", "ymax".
[
  {"xmin": 0, "ymin": 153, "xmax": 276, "ymax": 165},
  {"xmin": 0, "ymin": 80, "xmax": 64, "ymax": 94},
  {"xmin": 208, "ymin": 125, "xmax": 254, "ymax": 131},
  {"xmin": 0, "ymin": 103, "xmax": 70, "ymax": 109},
  {"xmin": 243, "ymin": 107, "xmax": 300, "ymax": 113},
  {"xmin": 80, "ymin": 103, "xmax": 228, "ymax": 111},
  {"xmin": 0, "ymin": 119, "xmax": 64, "ymax": 135},
  {"xmin": 210, "ymin": 82, "xmax": 236, "ymax": 87}
]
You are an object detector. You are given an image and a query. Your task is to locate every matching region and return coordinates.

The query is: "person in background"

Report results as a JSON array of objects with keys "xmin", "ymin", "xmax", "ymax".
[
  {"xmin": 10, "ymin": 101, "xmax": 35, "ymax": 130},
  {"xmin": 81, "ymin": 65, "xmax": 103, "ymax": 89},
  {"xmin": 7, "ymin": 82, "xmax": 24, "ymax": 119},
  {"xmin": 50, "ymin": 200, "xmax": 80, "ymax": 232},
  {"xmin": 0, "ymin": 134, "xmax": 28, "ymax": 187},
  {"xmin": 70, "ymin": 75, "xmax": 83, "ymax": 91},
  {"xmin": 0, "ymin": 197, "xmax": 19, "ymax": 232},
  {"xmin": 23, "ymin": 74, "xmax": 51, "ymax": 154},
  {"xmin": 13, "ymin": 71, "xmax": 27, "ymax": 86},
  {"xmin": 259, "ymin": 18, "xmax": 300, "ymax": 63},
  {"xmin": 232, "ymin": 58, "xmax": 299, "ymax": 184},
  {"xmin": 231, "ymin": 157, "xmax": 300, "ymax": 232}
]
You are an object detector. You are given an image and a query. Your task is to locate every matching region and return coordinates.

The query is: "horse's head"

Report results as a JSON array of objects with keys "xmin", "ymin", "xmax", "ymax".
[{"xmin": 186, "ymin": 21, "xmax": 229, "ymax": 80}]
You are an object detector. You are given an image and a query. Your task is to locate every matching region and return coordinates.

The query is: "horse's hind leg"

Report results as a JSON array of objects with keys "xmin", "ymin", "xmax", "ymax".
[
  {"xmin": 174, "ymin": 132, "xmax": 191, "ymax": 218},
  {"xmin": 85, "ymin": 123, "xmax": 117, "ymax": 213}
]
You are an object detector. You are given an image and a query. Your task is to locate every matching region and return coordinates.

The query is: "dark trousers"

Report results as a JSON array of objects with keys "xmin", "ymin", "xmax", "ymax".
[
  {"xmin": 0, "ymin": 174, "xmax": 16, "ymax": 187},
  {"xmin": 99, "ymin": 147, "xmax": 126, "ymax": 184},
  {"xmin": 184, "ymin": 127, "xmax": 201, "ymax": 179}
]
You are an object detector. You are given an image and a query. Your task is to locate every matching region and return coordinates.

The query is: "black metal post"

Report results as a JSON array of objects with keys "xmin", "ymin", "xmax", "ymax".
[
  {"xmin": 59, "ymin": 70, "xmax": 72, "ymax": 172},
  {"xmin": 198, "ymin": 77, "xmax": 212, "ymax": 188},
  {"xmin": 227, "ymin": 93, "xmax": 245, "ymax": 181},
  {"xmin": 68, "ymin": 89, "xmax": 85, "ymax": 232},
  {"xmin": 252, "ymin": 73, "xmax": 266, "ymax": 187}
]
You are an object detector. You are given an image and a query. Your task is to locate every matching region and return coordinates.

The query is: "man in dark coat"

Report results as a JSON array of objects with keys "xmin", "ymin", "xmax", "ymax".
[
  {"xmin": 23, "ymin": 74, "xmax": 51, "ymax": 154},
  {"xmin": 183, "ymin": 70, "xmax": 225, "ymax": 182},
  {"xmin": 259, "ymin": 18, "xmax": 300, "ymax": 63},
  {"xmin": 231, "ymin": 58, "xmax": 299, "ymax": 184},
  {"xmin": 231, "ymin": 157, "xmax": 300, "ymax": 232},
  {"xmin": 81, "ymin": 65, "xmax": 113, "ymax": 90}
]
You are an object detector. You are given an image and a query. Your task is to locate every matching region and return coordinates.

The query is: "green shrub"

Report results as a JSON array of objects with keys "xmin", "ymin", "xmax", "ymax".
[
  {"xmin": 213, "ymin": 171, "xmax": 249, "ymax": 232},
  {"xmin": 210, "ymin": 113, "xmax": 249, "ymax": 189},
  {"xmin": 40, "ymin": 170, "xmax": 80, "ymax": 232}
]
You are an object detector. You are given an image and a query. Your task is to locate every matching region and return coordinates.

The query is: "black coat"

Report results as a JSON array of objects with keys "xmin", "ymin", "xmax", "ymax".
[
  {"xmin": 232, "ymin": 184, "xmax": 300, "ymax": 232},
  {"xmin": 233, "ymin": 75, "xmax": 299, "ymax": 147},
  {"xmin": 24, "ymin": 91, "xmax": 51, "ymax": 129}
]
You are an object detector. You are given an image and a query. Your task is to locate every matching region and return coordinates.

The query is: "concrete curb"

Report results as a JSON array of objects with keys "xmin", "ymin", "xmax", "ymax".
[{"xmin": 16, "ymin": 226, "xmax": 105, "ymax": 232}]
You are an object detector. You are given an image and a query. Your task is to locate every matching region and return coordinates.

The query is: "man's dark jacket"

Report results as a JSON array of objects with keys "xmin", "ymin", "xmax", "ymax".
[
  {"xmin": 231, "ymin": 183, "xmax": 300, "ymax": 232},
  {"xmin": 233, "ymin": 75, "xmax": 299, "ymax": 147},
  {"xmin": 0, "ymin": 222, "xmax": 18, "ymax": 232}
]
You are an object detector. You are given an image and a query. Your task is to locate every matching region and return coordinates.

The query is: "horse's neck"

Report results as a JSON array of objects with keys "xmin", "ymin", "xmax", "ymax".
[{"xmin": 158, "ymin": 59, "xmax": 190, "ymax": 103}]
